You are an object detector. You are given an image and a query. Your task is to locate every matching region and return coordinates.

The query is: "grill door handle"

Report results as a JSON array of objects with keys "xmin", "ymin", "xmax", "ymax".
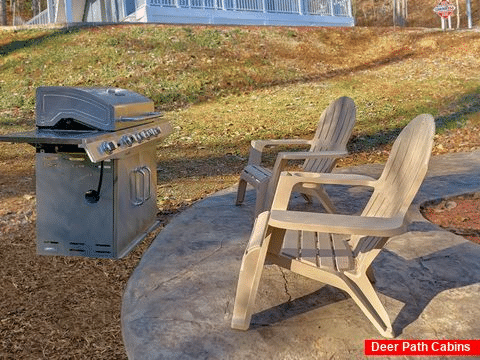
[
  {"xmin": 130, "ymin": 166, "xmax": 151, "ymax": 206},
  {"xmin": 139, "ymin": 167, "xmax": 151, "ymax": 202}
]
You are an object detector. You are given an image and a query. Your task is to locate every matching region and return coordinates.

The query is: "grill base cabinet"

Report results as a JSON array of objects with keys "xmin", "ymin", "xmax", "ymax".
[{"xmin": 36, "ymin": 144, "xmax": 158, "ymax": 258}]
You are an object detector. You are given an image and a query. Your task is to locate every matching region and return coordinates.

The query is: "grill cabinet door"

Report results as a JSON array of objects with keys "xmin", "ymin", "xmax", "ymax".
[
  {"xmin": 36, "ymin": 152, "xmax": 115, "ymax": 257},
  {"xmin": 114, "ymin": 143, "xmax": 158, "ymax": 258}
]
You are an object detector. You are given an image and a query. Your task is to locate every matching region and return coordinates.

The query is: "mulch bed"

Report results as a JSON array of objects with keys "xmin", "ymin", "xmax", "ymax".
[{"xmin": 421, "ymin": 192, "xmax": 480, "ymax": 245}]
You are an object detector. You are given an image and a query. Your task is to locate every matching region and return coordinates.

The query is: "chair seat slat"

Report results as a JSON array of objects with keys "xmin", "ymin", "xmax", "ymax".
[
  {"xmin": 281, "ymin": 231, "xmax": 352, "ymax": 270},
  {"xmin": 317, "ymin": 232, "xmax": 335, "ymax": 269},
  {"xmin": 243, "ymin": 165, "xmax": 272, "ymax": 182},
  {"xmin": 300, "ymin": 230, "xmax": 318, "ymax": 266},
  {"xmin": 283, "ymin": 229, "xmax": 300, "ymax": 258},
  {"xmin": 331, "ymin": 237, "xmax": 354, "ymax": 270}
]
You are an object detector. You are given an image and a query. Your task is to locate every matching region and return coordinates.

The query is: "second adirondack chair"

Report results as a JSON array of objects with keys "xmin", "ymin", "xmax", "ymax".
[
  {"xmin": 236, "ymin": 97, "xmax": 356, "ymax": 217},
  {"xmin": 231, "ymin": 114, "xmax": 436, "ymax": 338}
]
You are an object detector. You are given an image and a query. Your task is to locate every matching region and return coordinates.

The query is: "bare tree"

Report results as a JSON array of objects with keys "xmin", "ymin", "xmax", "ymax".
[
  {"xmin": 31, "ymin": 0, "xmax": 41, "ymax": 17},
  {"xmin": 392, "ymin": 0, "xmax": 407, "ymax": 26},
  {"xmin": 1, "ymin": 0, "xmax": 7, "ymax": 25},
  {"xmin": 456, "ymin": 0, "xmax": 460, "ymax": 28},
  {"xmin": 466, "ymin": 0, "xmax": 472, "ymax": 28}
]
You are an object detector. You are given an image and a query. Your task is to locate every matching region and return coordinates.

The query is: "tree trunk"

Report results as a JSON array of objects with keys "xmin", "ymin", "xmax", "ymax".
[
  {"xmin": 1, "ymin": 0, "xmax": 7, "ymax": 25},
  {"xmin": 393, "ymin": 0, "xmax": 407, "ymax": 26},
  {"xmin": 456, "ymin": 0, "xmax": 460, "ymax": 28},
  {"xmin": 466, "ymin": 0, "xmax": 472, "ymax": 28},
  {"xmin": 32, "ymin": 0, "xmax": 40, "ymax": 17},
  {"xmin": 392, "ymin": 0, "xmax": 396, "ymax": 26}
]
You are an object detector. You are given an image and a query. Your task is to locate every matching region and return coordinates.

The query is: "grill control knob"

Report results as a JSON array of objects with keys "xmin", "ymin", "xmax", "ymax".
[
  {"xmin": 134, "ymin": 133, "xmax": 144, "ymax": 142},
  {"xmin": 100, "ymin": 141, "xmax": 116, "ymax": 154},
  {"xmin": 120, "ymin": 135, "xmax": 133, "ymax": 147}
]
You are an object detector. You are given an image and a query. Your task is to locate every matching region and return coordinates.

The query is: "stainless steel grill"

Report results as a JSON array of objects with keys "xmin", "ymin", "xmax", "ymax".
[{"xmin": 0, "ymin": 86, "xmax": 172, "ymax": 258}]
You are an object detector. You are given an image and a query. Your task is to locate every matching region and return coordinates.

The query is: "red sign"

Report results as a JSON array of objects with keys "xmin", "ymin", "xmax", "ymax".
[
  {"xmin": 434, "ymin": 0, "xmax": 456, "ymax": 18},
  {"xmin": 365, "ymin": 339, "xmax": 480, "ymax": 356}
]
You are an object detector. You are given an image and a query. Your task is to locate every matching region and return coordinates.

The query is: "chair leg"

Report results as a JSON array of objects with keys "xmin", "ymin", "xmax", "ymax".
[
  {"xmin": 301, "ymin": 193, "xmax": 313, "ymax": 204},
  {"xmin": 366, "ymin": 266, "xmax": 376, "ymax": 284},
  {"xmin": 231, "ymin": 246, "xmax": 264, "ymax": 330},
  {"xmin": 298, "ymin": 185, "xmax": 337, "ymax": 213},
  {"xmin": 254, "ymin": 181, "xmax": 268, "ymax": 217},
  {"xmin": 342, "ymin": 273, "xmax": 394, "ymax": 338},
  {"xmin": 236, "ymin": 178, "xmax": 248, "ymax": 206},
  {"xmin": 232, "ymin": 212, "xmax": 271, "ymax": 330},
  {"xmin": 312, "ymin": 185, "xmax": 337, "ymax": 214}
]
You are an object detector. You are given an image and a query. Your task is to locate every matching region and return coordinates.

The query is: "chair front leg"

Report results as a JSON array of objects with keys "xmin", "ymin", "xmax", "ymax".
[
  {"xmin": 236, "ymin": 178, "xmax": 248, "ymax": 206},
  {"xmin": 232, "ymin": 212, "xmax": 271, "ymax": 330},
  {"xmin": 343, "ymin": 273, "xmax": 394, "ymax": 338},
  {"xmin": 264, "ymin": 158, "xmax": 289, "ymax": 211},
  {"xmin": 231, "ymin": 244, "xmax": 265, "ymax": 330}
]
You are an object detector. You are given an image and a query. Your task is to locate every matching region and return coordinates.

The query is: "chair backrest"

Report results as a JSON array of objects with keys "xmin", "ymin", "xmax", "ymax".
[
  {"xmin": 361, "ymin": 114, "xmax": 435, "ymax": 220},
  {"xmin": 351, "ymin": 114, "xmax": 435, "ymax": 265},
  {"xmin": 303, "ymin": 96, "xmax": 356, "ymax": 173}
]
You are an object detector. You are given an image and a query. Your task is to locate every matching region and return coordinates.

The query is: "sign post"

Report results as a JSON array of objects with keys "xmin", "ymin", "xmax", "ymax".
[{"xmin": 433, "ymin": 0, "xmax": 456, "ymax": 30}]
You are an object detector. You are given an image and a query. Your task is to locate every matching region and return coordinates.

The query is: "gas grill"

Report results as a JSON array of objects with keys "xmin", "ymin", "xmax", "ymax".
[{"xmin": 0, "ymin": 86, "xmax": 172, "ymax": 258}]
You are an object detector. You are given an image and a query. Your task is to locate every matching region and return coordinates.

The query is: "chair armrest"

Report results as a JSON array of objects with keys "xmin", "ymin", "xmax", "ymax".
[
  {"xmin": 276, "ymin": 150, "xmax": 348, "ymax": 161},
  {"xmin": 282, "ymin": 171, "xmax": 378, "ymax": 187},
  {"xmin": 247, "ymin": 139, "xmax": 312, "ymax": 165},
  {"xmin": 266, "ymin": 152, "xmax": 350, "ymax": 203},
  {"xmin": 271, "ymin": 172, "xmax": 378, "ymax": 210},
  {"xmin": 269, "ymin": 210, "xmax": 406, "ymax": 238},
  {"xmin": 251, "ymin": 139, "xmax": 312, "ymax": 152}
]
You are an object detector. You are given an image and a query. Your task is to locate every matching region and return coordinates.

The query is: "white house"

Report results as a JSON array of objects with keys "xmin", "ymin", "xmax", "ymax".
[{"xmin": 28, "ymin": 0, "xmax": 354, "ymax": 27}]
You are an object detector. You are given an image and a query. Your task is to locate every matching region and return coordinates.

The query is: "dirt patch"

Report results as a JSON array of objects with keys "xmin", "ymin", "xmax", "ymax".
[{"xmin": 421, "ymin": 193, "xmax": 480, "ymax": 244}]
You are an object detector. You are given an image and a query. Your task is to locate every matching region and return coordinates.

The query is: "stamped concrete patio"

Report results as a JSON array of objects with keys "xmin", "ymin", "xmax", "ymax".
[{"xmin": 122, "ymin": 150, "xmax": 480, "ymax": 360}]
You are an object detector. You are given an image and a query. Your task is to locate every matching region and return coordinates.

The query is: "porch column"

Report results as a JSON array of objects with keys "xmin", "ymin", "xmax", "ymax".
[
  {"xmin": 47, "ymin": 0, "xmax": 56, "ymax": 22},
  {"xmin": 64, "ymin": 0, "xmax": 74, "ymax": 22},
  {"xmin": 298, "ymin": 0, "xmax": 303, "ymax": 14}
]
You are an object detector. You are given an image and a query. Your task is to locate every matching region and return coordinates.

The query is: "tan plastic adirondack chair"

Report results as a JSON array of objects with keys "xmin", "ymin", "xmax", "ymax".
[
  {"xmin": 231, "ymin": 114, "xmax": 436, "ymax": 338},
  {"xmin": 236, "ymin": 97, "xmax": 356, "ymax": 217}
]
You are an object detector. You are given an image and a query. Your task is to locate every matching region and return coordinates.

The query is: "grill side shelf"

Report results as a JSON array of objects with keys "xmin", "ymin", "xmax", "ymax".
[{"xmin": 0, "ymin": 130, "xmax": 103, "ymax": 146}]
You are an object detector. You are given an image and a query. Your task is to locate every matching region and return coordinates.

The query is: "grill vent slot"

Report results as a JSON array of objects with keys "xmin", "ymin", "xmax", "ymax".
[{"xmin": 95, "ymin": 244, "xmax": 112, "ymax": 255}]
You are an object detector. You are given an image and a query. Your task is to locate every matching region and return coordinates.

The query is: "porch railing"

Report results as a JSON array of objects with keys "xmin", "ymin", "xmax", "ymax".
[
  {"xmin": 26, "ymin": 9, "xmax": 50, "ymax": 25},
  {"xmin": 149, "ymin": 0, "xmax": 351, "ymax": 16}
]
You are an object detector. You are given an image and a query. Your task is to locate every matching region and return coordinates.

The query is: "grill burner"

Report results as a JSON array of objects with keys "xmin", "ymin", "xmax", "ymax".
[{"xmin": 0, "ymin": 87, "xmax": 173, "ymax": 258}]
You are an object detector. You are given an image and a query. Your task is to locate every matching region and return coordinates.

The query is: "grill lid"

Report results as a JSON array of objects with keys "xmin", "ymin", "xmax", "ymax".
[{"xmin": 36, "ymin": 86, "xmax": 159, "ymax": 131}]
